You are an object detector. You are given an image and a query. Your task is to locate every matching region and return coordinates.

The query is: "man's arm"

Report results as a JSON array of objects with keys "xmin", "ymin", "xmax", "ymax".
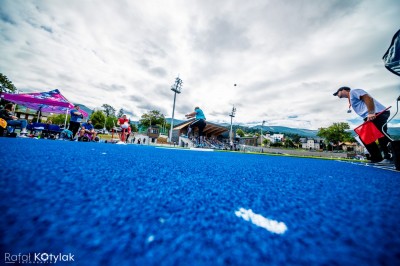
[
  {"xmin": 185, "ymin": 111, "xmax": 196, "ymax": 118},
  {"xmin": 360, "ymin": 94, "xmax": 376, "ymax": 121},
  {"xmin": 71, "ymin": 110, "xmax": 82, "ymax": 116}
]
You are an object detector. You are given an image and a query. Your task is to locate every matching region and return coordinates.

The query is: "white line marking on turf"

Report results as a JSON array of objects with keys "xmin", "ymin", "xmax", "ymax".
[
  {"xmin": 155, "ymin": 147, "xmax": 187, "ymax": 150},
  {"xmin": 235, "ymin": 208, "xmax": 287, "ymax": 234},
  {"xmin": 155, "ymin": 147, "xmax": 214, "ymax": 152},
  {"xmin": 189, "ymin": 147, "xmax": 214, "ymax": 152}
]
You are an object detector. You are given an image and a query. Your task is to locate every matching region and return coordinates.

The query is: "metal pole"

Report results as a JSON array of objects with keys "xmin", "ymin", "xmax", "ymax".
[
  {"xmin": 64, "ymin": 109, "xmax": 69, "ymax": 129},
  {"xmin": 37, "ymin": 107, "xmax": 42, "ymax": 123},
  {"xmin": 260, "ymin": 120, "xmax": 265, "ymax": 146},
  {"xmin": 229, "ymin": 84, "xmax": 237, "ymax": 148},
  {"xmin": 169, "ymin": 91, "xmax": 177, "ymax": 141},
  {"xmin": 169, "ymin": 77, "xmax": 182, "ymax": 142},
  {"xmin": 229, "ymin": 105, "xmax": 236, "ymax": 147},
  {"xmin": 230, "ymin": 115, "xmax": 233, "ymax": 145}
]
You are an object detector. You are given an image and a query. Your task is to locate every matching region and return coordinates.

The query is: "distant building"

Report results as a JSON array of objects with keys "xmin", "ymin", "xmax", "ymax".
[
  {"xmin": 239, "ymin": 136, "xmax": 258, "ymax": 146},
  {"xmin": 14, "ymin": 105, "xmax": 39, "ymax": 121},
  {"xmin": 300, "ymin": 137, "xmax": 323, "ymax": 150},
  {"xmin": 340, "ymin": 142, "xmax": 365, "ymax": 153},
  {"xmin": 264, "ymin": 133, "xmax": 284, "ymax": 144},
  {"xmin": 147, "ymin": 125, "xmax": 160, "ymax": 143}
]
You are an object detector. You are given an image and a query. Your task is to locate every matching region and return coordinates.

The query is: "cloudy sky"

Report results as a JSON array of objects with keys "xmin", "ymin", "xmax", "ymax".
[{"xmin": 1, "ymin": 0, "xmax": 399, "ymax": 129}]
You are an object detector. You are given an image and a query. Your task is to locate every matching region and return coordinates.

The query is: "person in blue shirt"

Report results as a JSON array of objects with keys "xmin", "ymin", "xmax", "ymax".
[
  {"xmin": 333, "ymin": 86, "xmax": 392, "ymax": 164},
  {"xmin": 68, "ymin": 105, "xmax": 83, "ymax": 139},
  {"xmin": 185, "ymin": 106, "xmax": 207, "ymax": 147},
  {"xmin": 79, "ymin": 119, "xmax": 97, "ymax": 141}
]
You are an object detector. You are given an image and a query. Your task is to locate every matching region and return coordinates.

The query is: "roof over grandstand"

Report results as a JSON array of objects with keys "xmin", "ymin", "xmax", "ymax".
[{"xmin": 173, "ymin": 119, "xmax": 228, "ymax": 136}]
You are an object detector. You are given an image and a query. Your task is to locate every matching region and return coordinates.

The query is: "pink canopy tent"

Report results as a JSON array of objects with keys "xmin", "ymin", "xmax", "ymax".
[{"xmin": 0, "ymin": 89, "xmax": 88, "ymax": 126}]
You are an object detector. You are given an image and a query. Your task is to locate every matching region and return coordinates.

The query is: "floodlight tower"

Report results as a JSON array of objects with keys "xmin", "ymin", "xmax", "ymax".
[
  {"xmin": 229, "ymin": 105, "xmax": 236, "ymax": 146},
  {"xmin": 260, "ymin": 120, "xmax": 266, "ymax": 146},
  {"xmin": 169, "ymin": 76, "xmax": 183, "ymax": 142}
]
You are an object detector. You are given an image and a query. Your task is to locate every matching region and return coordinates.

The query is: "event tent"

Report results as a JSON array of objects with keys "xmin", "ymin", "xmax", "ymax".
[
  {"xmin": 0, "ymin": 89, "xmax": 88, "ymax": 117},
  {"xmin": 0, "ymin": 89, "xmax": 88, "ymax": 127}
]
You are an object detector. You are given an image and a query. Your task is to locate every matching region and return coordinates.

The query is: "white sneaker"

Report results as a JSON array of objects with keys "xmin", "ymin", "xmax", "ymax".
[
  {"xmin": 20, "ymin": 129, "xmax": 28, "ymax": 134},
  {"xmin": 376, "ymin": 159, "xmax": 393, "ymax": 165}
]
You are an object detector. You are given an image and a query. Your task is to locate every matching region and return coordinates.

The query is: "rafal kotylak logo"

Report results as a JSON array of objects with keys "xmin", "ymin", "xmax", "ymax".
[{"xmin": 4, "ymin": 252, "xmax": 75, "ymax": 264}]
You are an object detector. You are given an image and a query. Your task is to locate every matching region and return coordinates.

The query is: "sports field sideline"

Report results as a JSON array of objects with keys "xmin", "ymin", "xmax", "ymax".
[{"xmin": 1, "ymin": 138, "xmax": 399, "ymax": 265}]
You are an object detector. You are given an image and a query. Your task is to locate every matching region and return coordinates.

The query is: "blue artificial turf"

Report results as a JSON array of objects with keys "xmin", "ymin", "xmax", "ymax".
[{"xmin": 0, "ymin": 138, "xmax": 399, "ymax": 265}]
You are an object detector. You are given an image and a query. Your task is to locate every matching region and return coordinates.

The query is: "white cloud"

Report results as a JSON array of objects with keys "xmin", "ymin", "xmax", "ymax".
[{"xmin": 1, "ymin": 0, "xmax": 399, "ymax": 129}]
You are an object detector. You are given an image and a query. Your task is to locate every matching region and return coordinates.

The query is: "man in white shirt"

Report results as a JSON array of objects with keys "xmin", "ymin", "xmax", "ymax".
[{"xmin": 333, "ymin": 86, "xmax": 392, "ymax": 164}]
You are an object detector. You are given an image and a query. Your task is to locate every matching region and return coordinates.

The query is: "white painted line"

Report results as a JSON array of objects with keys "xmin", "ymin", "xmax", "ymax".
[
  {"xmin": 155, "ymin": 147, "xmax": 214, "ymax": 152},
  {"xmin": 189, "ymin": 147, "xmax": 214, "ymax": 152},
  {"xmin": 235, "ymin": 208, "xmax": 287, "ymax": 234},
  {"xmin": 155, "ymin": 147, "xmax": 187, "ymax": 150}
]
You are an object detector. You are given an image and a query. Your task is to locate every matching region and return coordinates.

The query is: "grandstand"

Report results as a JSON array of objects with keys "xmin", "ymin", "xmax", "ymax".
[{"xmin": 172, "ymin": 119, "xmax": 228, "ymax": 148}]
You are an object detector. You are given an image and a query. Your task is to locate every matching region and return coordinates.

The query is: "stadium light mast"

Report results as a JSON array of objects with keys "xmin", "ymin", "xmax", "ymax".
[
  {"xmin": 229, "ymin": 105, "xmax": 236, "ymax": 146},
  {"xmin": 169, "ymin": 76, "xmax": 183, "ymax": 142},
  {"xmin": 260, "ymin": 120, "xmax": 266, "ymax": 146}
]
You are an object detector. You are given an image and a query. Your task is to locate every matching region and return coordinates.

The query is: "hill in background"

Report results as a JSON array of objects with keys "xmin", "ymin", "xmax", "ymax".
[
  {"xmin": 165, "ymin": 118, "xmax": 186, "ymax": 125},
  {"xmin": 251, "ymin": 125, "xmax": 318, "ymax": 137},
  {"xmin": 163, "ymin": 118, "xmax": 400, "ymax": 139},
  {"xmin": 251, "ymin": 125, "xmax": 400, "ymax": 139}
]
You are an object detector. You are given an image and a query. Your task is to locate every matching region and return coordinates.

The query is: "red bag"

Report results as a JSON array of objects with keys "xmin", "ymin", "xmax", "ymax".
[
  {"xmin": 353, "ymin": 106, "xmax": 391, "ymax": 145},
  {"xmin": 354, "ymin": 121, "xmax": 384, "ymax": 144}
]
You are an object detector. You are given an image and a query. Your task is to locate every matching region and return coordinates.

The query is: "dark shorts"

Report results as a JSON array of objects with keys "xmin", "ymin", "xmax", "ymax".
[
  {"xmin": 69, "ymin": 121, "xmax": 81, "ymax": 136},
  {"xmin": 189, "ymin": 119, "xmax": 206, "ymax": 136},
  {"xmin": 362, "ymin": 111, "xmax": 391, "ymax": 161}
]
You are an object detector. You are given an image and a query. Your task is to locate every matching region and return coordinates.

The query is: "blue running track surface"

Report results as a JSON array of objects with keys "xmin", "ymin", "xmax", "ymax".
[{"xmin": 1, "ymin": 138, "xmax": 399, "ymax": 265}]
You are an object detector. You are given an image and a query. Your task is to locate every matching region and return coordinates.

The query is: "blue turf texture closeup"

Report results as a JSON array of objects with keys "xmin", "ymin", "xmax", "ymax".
[{"xmin": 1, "ymin": 138, "xmax": 399, "ymax": 265}]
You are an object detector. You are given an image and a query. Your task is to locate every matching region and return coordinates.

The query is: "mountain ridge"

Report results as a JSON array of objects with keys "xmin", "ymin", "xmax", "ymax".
[{"xmin": 164, "ymin": 118, "xmax": 400, "ymax": 138}]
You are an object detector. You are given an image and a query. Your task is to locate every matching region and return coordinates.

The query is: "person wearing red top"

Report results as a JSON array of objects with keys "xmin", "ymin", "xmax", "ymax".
[{"xmin": 118, "ymin": 114, "xmax": 131, "ymax": 142}]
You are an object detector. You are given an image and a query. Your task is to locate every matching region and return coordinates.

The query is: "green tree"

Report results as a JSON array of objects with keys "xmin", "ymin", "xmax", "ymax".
[
  {"xmin": 90, "ymin": 110, "xmax": 107, "ymax": 129},
  {"xmin": 236, "ymin": 128, "xmax": 245, "ymax": 137},
  {"xmin": 0, "ymin": 73, "xmax": 17, "ymax": 94},
  {"xmin": 287, "ymin": 133, "xmax": 301, "ymax": 144},
  {"xmin": 317, "ymin": 122, "xmax": 352, "ymax": 150},
  {"xmin": 270, "ymin": 142, "xmax": 283, "ymax": 147},
  {"xmin": 139, "ymin": 110, "xmax": 166, "ymax": 127},
  {"xmin": 102, "ymin": 104, "xmax": 116, "ymax": 117},
  {"xmin": 107, "ymin": 116, "xmax": 117, "ymax": 130},
  {"xmin": 117, "ymin": 108, "xmax": 124, "ymax": 118},
  {"xmin": 263, "ymin": 139, "xmax": 270, "ymax": 146},
  {"xmin": 284, "ymin": 138, "xmax": 295, "ymax": 148},
  {"xmin": 165, "ymin": 123, "xmax": 171, "ymax": 131},
  {"xmin": 130, "ymin": 123, "xmax": 138, "ymax": 132},
  {"xmin": 47, "ymin": 114, "xmax": 68, "ymax": 125}
]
